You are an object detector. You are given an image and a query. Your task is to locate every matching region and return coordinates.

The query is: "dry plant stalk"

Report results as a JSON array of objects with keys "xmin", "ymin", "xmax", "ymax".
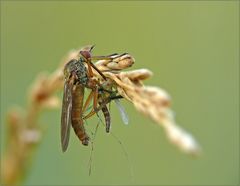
[
  {"xmin": 101, "ymin": 70, "xmax": 200, "ymax": 155},
  {"xmin": 1, "ymin": 47, "xmax": 200, "ymax": 186},
  {"xmin": 0, "ymin": 49, "xmax": 135, "ymax": 185},
  {"xmin": 1, "ymin": 63, "xmax": 64, "ymax": 185}
]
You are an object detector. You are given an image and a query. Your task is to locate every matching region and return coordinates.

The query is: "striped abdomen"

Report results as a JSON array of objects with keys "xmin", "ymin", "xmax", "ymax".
[
  {"xmin": 71, "ymin": 84, "xmax": 89, "ymax": 145},
  {"xmin": 101, "ymin": 105, "xmax": 111, "ymax": 133}
]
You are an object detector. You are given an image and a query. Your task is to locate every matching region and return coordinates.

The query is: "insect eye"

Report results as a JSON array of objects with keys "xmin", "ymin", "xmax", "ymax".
[{"xmin": 80, "ymin": 50, "xmax": 91, "ymax": 60}]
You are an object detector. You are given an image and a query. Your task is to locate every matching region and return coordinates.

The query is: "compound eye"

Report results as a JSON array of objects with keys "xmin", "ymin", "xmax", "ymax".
[{"xmin": 79, "ymin": 50, "xmax": 91, "ymax": 60}]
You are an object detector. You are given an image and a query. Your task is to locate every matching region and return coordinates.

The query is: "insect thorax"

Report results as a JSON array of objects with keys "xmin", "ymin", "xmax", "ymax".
[{"xmin": 65, "ymin": 59, "xmax": 88, "ymax": 85}]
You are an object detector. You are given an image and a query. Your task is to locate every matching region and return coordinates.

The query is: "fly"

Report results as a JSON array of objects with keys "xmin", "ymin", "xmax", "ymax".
[
  {"xmin": 83, "ymin": 79, "xmax": 129, "ymax": 133},
  {"xmin": 61, "ymin": 46, "xmax": 115, "ymax": 152},
  {"xmin": 61, "ymin": 46, "xmax": 131, "ymax": 152}
]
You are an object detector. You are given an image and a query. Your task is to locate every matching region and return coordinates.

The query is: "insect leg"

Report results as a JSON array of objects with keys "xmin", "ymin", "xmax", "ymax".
[
  {"xmin": 83, "ymin": 97, "xmax": 109, "ymax": 120},
  {"xmin": 93, "ymin": 87, "xmax": 98, "ymax": 112},
  {"xmin": 86, "ymin": 60, "xmax": 94, "ymax": 78},
  {"xmin": 82, "ymin": 90, "xmax": 94, "ymax": 113},
  {"xmin": 83, "ymin": 87, "xmax": 99, "ymax": 119}
]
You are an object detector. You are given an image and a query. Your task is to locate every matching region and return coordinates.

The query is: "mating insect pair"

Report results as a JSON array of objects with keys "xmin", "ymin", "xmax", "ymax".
[{"xmin": 61, "ymin": 46, "xmax": 128, "ymax": 152}]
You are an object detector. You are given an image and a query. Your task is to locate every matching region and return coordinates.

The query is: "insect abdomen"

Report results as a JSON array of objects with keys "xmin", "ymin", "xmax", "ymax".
[
  {"xmin": 102, "ymin": 105, "xmax": 111, "ymax": 133},
  {"xmin": 71, "ymin": 85, "xmax": 89, "ymax": 145}
]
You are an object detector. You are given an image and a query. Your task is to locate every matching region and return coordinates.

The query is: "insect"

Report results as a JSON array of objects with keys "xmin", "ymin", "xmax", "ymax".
[
  {"xmin": 61, "ymin": 46, "xmax": 128, "ymax": 152},
  {"xmin": 99, "ymin": 92, "xmax": 129, "ymax": 133},
  {"xmin": 83, "ymin": 79, "xmax": 129, "ymax": 133}
]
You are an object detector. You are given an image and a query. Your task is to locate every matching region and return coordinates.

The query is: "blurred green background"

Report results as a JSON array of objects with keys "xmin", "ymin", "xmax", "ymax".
[{"xmin": 1, "ymin": 1, "xmax": 239, "ymax": 185}]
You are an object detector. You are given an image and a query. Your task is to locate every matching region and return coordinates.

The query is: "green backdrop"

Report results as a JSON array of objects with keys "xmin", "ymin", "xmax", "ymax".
[{"xmin": 1, "ymin": 1, "xmax": 239, "ymax": 185}]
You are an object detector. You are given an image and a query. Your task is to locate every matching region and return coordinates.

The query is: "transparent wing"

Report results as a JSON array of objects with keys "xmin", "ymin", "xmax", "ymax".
[
  {"xmin": 61, "ymin": 81, "xmax": 73, "ymax": 152},
  {"xmin": 114, "ymin": 99, "xmax": 129, "ymax": 125}
]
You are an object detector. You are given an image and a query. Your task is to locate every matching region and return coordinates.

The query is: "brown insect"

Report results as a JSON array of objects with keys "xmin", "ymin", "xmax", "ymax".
[{"xmin": 61, "ymin": 46, "xmax": 125, "ymax": 152}]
